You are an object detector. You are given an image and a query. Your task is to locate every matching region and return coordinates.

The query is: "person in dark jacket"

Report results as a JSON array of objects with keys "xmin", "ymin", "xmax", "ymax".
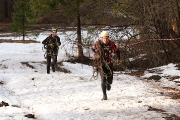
[
  {"xmin": 42, "ymin": 27, "xmax": 61, "ymax": 74},
  {"xmin": 92, "ymin": 31, "xmax": 120, "ymax": 100}
]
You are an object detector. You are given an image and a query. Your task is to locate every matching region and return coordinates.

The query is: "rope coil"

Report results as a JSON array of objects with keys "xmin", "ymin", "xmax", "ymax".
[{"xmin": 43, "ymin": 44, "xmax": 59, "ymax": 59}]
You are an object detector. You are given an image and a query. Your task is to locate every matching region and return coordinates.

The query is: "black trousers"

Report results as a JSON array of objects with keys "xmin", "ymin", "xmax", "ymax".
[
  {"xmin": 100, "ymin": 62, "xmax": 113, "ymax": 99},
  {"xmin": 46, "ymin": 46, "xmax": 58, "ymax": 74},
  {"xmin": 46, "ymin": 55, "xmax": 57, "ymax": 74}
]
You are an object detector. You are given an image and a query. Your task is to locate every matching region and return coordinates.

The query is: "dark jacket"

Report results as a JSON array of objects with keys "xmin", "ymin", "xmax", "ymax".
[
  {"xmin": 42, "ymin": 34, "xmax": 61, "ymax": 46},
  {"xmin": 42, "ymin": 34, "xmax": 61, "ymax": 55}
]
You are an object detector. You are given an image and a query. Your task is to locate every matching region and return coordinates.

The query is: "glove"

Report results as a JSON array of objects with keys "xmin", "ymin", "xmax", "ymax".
[
  {"xmin": 116, "ymin": 60, "xmax": 121, "ymax": 65},
  {"xmin": 55, "ymin": 42, "xmax": 60, "ymax": 46},
  {"xmin": 48, "ymin": 43, "xmax": 54, "ymax": 47},
  {"xmin": 113, "ymin": 59, "xmax": 121, "ymax": 66},
  {"xmin": 94, "ymin": 54, "xmax": 100, "ymax": 59}
]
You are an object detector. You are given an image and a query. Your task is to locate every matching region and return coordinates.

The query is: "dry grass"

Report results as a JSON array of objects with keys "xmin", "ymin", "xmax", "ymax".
[{"xmin": 0, "ymin": 39, "xmax": 40, "ymax": 43}]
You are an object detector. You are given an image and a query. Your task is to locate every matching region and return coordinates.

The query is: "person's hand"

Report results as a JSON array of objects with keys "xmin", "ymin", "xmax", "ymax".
[
  {"xmin": 55, "ymin": 42, "xmax": 60, "ymax": 46},
  {"xmin": 116, "ymin": 59, "xmax": 121, "ymax": 65},
  {"xmin": 48, "ymin": 43, "xmax": 54, "ymax": 47}
]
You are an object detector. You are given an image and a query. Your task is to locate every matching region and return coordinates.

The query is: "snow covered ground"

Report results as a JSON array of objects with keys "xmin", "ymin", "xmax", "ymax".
[{"xmin": 0, "ymin": 35, "xmax": 180, "ymax": 120}]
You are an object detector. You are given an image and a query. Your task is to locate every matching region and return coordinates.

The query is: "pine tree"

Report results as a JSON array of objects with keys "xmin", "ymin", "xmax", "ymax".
[
  {"xmin": 11, "ymin": 0, "xmax": 36, "ymax": 40},
  {"xmin": 29, "ymin": 0, "xmax": 85, "ymax": 58}
]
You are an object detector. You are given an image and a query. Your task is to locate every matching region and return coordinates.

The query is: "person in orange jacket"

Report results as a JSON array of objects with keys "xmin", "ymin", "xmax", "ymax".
[{"xmin": 92, "ymin": 31, "xmax": 120, "ymax": 100}]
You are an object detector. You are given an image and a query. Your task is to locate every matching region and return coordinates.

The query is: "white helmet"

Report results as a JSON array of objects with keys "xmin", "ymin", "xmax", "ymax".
[{"xmin": 100, "ymin": 31, "xmax": 109, "ymax": 37}]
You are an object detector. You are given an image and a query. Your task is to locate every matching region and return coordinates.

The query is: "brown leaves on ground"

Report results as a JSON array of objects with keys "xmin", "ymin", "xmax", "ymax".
[
  {"xmin": 21, "ymin": 62, "xmax": 35, "ymax": 69},
  {"xmin": 161, "ymin": 87, "xmax": 180, "ymax": 100},
  {"xmin": 148, "ymin": 106, "xmax": 180, "ymax": 120}
]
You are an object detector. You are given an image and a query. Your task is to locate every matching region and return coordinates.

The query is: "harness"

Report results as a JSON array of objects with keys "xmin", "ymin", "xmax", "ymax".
[
  {"xmin": 43, "ymin": 36, "xmax": 59, "ymax": 59},
  {"xmin": 92, "ymin": 40, "xmax": 114, "ymax": 78}
]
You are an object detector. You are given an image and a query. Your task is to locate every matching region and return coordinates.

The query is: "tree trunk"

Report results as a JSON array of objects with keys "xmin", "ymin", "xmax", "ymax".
[
  {"xmin": 23, "ymin": 14, "xmax": 25, "ymax": 40},
  {"xmin": 77, "ymin": 1, "xmax": 83, "ymax": 58}
]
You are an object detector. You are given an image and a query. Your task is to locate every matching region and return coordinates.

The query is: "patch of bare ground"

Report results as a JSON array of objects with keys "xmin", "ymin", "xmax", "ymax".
[
  {"xmin": 65, "ymin": 56, "xmax": 93, "ymax": 66},
  {"xmin": 167, "ymin": 76, "xmax": 180, "ymax": 86},
  {"xmin": 0, "ymin": 100, "xmax": 36, "ymax": 118},
  {"xmin": 148, "ymin": 106, "xmax": 180, "ymax": 120},
  {"xmin": 56, "ymin": 61, "xmax": 71, "ymax": 73},
  {"xmin": 20, "ymin": 61, "xmax": 70, "ymax": 73},
  {"xmin": 0, "ymin": 39, "xmax": 40, "ymax": 43},
  {"xmin": 161, "ymin": 87, "xmax": 180, "ymax": 99},
  {"xmin": 11, "ymin": 105, "xmax": 21, "ymax": 108},
  {"xmin": 0, "ymin": 101, "xmax": 9, "ymax": 107},
  {"xmin": 127, "ymin": 70, "xmax": 144, "ymax": 77},
  {"xmin": 167, "ymin": 76, "xmax": 180, "ymax": 81},
  {"xmin": 0, "ymin": 64, "xmax": 8, "ymax": 69},
  {"xmin": 0, "ymin": 23, "xmax": 11, "ymax": 32},
  {"xmin": 147, "ymin": 75, "xmax": 162, "ymax": 82},
  {"xmin": 113, "ymin": 62, "xmax": 126, "ymax": 71},
  {"xmin": 21, "ymin": 62, "xmax": 35, "ymax": 69},
  {"xmin": 42, "ymin": 61, "xmax": 71, "ymax": 73},
  {"xmin": 146, "ymin": 68, "xmax": 163, "ymax": 74},
  {"xmin": 65, "ymin": 56, "xmax": 126, "ymax": 72},
  {"xmin": 175, "ymin": 64, "xmax": 180, "ymax": 70},
  {"xmin": 0, "ymin": 81, "xmax": 4, "ymax": 85},
  {"xmin": 24, "ymin": 114, "xmax": 35, "ymax": 119}
]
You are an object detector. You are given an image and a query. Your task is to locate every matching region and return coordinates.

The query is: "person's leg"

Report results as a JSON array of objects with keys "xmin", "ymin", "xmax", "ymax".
[
  {"xmin": 52, "ymin": 55, "xmax": 57, "ymax": 72},
  {"xmin": 106, "ymin": 63, "xmax": 113, "ymax": 91},
  {"xmin": 47, "ymin": 55, "xmax": 51, "ymax": 74},
  {"xmin": 52, "ymin": 47, "xmax": 58, "ymax": 72},
  {"xmin": 106, "ymin": 73, "xmax": 113, "ymax": 91},
  {"xmin": 100, "ymin": 67, "xmax": 107, "ymax": 100}
]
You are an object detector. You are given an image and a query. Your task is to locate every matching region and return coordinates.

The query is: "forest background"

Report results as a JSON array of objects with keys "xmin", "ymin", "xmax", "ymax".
[{"xmin": 1, "ymin": 0, "xmax": 180, "ymax": 71}]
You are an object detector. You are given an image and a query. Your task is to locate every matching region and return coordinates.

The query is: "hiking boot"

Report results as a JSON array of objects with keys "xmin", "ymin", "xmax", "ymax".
[
  {"xmin": 106, "ymin": 83, "xmax": 111, "ymax": 91},
  {"xmin": 101, "ymin": 94, "xmax": 107, "ymax": 101},
  {"xmin": 47, "ymin": 70, "xmax": 50, "ymax": 74}
]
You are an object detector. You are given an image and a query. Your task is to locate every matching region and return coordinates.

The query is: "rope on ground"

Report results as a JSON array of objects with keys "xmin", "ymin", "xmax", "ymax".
[{"xmin": 90, "ymin": 66, "xmax": 98, "ymax": 80}]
